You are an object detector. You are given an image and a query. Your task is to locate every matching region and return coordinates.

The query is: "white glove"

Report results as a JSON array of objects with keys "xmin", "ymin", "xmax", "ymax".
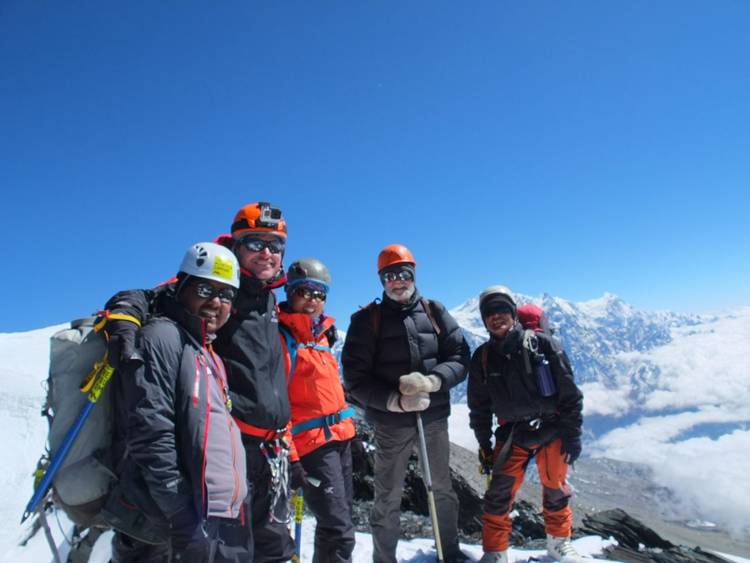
[
  {"xmin": 386, "ymin": 391, "xmax": 430, "ymax": 413},
  {"xmin": 398, "ymin": 372, "xmax": 442, "ymax": 395}
]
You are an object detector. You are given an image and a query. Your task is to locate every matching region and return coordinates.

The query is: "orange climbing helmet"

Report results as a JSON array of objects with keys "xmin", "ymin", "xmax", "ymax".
[
  {"xmin": 377, "ymin": 244, "xmax": 416, "ymax": 273},
  {"xmin": 231, "ymin": 202, "xmax": 288, "ymax": 240}
]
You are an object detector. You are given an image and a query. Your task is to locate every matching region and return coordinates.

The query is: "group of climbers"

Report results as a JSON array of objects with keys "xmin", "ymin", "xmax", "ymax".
[{"xmin": 94, "ymin": 201, "xmax": 585, "ymax": 563}]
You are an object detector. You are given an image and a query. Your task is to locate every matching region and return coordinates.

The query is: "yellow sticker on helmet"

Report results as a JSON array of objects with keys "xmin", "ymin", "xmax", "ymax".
[{"xmin": 213, "ymin": 256, "xmax": 235, "ymax": 280}]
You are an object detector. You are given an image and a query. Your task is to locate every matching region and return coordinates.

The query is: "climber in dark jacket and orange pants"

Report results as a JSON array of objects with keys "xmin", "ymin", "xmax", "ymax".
[
  {"xmin": 279, "ymin": 258, "xmax": 356, "ymax": 563},
  {"xmin": 468, "ymin": 285, "xmax": 584, "ymax": 563}
]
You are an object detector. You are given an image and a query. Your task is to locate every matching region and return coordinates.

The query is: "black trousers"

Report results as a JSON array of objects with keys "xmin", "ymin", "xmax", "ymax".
[
  {"xmin": 111, "ymin": 512, "xmax": 253, "ymax": 563},
  {"xmin": 299, "ymin": 439, "xmax": 356, "ymax": 563},
  {"xmin": 244, "ymin": 436, "xmax": 296, "ymax": 563}
]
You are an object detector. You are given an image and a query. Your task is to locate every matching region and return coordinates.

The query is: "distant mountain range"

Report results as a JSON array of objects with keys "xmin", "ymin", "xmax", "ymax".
[{"xmin": 451, "ymin": 291, "xmax": 702, "ymax": 393}]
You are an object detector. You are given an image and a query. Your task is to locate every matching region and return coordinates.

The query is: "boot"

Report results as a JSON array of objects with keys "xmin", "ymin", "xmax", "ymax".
[
  {"xmin": 478, "ymin": 550, "xmax": 509, "ymax": 563},
  {"xmin": 547, "ymin": 534, "xmax": 586, "ymax": 562}
]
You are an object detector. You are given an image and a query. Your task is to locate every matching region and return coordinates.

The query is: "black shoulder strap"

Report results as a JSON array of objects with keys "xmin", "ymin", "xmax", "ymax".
[
  {"xmin": 481, "ymin": 343, "xmax": 489, "ymax": 384},
  {"xmin": 421, "ymin": 298, "xmax": 442, "ymax": 336},
  {"xmin": 367, "ymin": 301, "xmax": 381, "ymax": 339}
]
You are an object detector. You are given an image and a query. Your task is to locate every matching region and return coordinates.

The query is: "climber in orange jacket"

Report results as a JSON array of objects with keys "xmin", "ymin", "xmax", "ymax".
[{"xmin": 278, "ymin": 257, "xmax": 356, "ymax": 563}]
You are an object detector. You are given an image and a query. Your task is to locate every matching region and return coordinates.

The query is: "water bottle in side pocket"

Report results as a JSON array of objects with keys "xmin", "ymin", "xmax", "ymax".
[{"xmin": 536, "ymin": 358, "xmax": 557, "ymax": 397}]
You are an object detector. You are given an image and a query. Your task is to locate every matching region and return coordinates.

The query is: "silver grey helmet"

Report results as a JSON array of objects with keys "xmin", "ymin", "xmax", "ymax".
[
  {"xmin": 286, "ymin": 257, "xmax": 331, "ymax": 292},
  {"xmin": 479, "ymin": 284, "xmax": 516, "ymax": 320}
]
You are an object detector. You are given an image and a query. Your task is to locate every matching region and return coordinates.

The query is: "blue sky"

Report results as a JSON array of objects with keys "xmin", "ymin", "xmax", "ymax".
[{"xmin": 2, "ymin": 1, "xmax": 748, "ymax": 332}]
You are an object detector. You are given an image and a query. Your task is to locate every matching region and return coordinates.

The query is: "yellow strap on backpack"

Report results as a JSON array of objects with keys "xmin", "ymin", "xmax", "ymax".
[
  {"xmin": 80, "ymin": 312, "xmax": 142, "ymax": 394},
  {"xmin": 93, "ymin": 312, "xmax": 142, "ymax": 333}
]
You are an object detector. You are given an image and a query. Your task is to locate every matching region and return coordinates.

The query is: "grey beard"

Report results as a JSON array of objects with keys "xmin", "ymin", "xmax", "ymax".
[{"xmin": 385, "ymin": 285, "xmax": 416, "ymax": 304}]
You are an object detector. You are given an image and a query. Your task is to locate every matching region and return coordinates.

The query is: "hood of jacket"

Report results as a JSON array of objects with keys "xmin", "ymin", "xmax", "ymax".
[{"xmin": 278, "ymin": 304, "xmax": 336, "ymax": 343}]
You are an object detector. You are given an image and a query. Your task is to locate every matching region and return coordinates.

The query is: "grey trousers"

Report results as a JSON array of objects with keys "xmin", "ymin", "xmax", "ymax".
[{"xmin": 371, "ymin": 417, "xmax": 459, "ymax": 563}]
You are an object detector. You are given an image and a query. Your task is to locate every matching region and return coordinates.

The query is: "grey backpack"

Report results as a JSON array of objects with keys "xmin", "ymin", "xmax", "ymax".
[{"xmin": 42, "ymin": 316, "xmax": 115, "ymax": 528}]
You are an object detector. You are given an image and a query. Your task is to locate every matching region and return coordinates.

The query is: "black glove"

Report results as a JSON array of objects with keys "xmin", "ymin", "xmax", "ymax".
[
  {"xmin": 560, "ymin": 435, "xmax": 582, "ymax": 466},
  {"xmin": 349, "ymin": 437, "xmax": 369, "ymax": 474},
  {"xmin": 104, "ymin": 318, "xmax": 142, "ymax": 369},
  {"xmin": 168, "ymin": 507, "xmax": 208, "ymax": 558},
  {"xmin": 478, "ymin": 444, "xmax": 494, "ymax": 475},
  {"xmin": 290, "ymin": 461, "xmax": 307, "ymax": 490}
]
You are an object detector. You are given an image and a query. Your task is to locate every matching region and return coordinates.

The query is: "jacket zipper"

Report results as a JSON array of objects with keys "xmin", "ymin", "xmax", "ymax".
[
  {"xmin": 208, "ymin": 347, "xmax": 242, "ymax": 515},
  {"xmin": 200, "ymin": 355, "xmax": 210, "ymax": 516}
]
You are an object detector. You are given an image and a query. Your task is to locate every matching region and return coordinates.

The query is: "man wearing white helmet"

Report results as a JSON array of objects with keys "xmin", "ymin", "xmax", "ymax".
[{"xmin": 107, "ymin": 243, "xmax": 252, "ymax": 562}]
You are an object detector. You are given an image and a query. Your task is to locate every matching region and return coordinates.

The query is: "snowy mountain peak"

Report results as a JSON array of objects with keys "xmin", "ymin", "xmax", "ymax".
[
  {"xmin": 449, "ymin": 292, "xmax": 704, "ymax": 390},
  {"xmin": 576, "ymin": 292, "xmax": 633, "ymax": 318}
]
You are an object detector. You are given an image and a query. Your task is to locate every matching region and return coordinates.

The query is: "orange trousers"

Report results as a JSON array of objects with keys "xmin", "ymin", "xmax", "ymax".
[{"xmin": 482, "ymin": 438, "xmax": 573, "ymax": 552}]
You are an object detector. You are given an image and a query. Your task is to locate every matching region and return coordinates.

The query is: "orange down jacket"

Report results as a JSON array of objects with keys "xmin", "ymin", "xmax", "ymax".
[{"xmin": 278, "ymin": 309, "xmax": 356, "ymax": 461}]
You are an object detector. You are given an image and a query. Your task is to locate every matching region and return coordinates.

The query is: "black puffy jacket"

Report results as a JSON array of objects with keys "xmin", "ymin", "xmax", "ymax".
[
  {"xmin": 342, "ymin": 290, "xmax": 470, "ymax": 427},
  {"xmin": 467, "ymin": 323, "xmax": 583, "ymax": 450},
  {"xmin": 106, "ymin": 273, "xmax": 290, "ymax": 433}
]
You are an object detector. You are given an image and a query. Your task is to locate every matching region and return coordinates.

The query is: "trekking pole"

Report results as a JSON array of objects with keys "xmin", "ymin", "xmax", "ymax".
[
  {"xmin": 21, "ymin": 358, "xmax": 115, "ymax": 523},
  {"xmin": 415, "ymin": 413, "xmax": 444, "ymax": 563},
  {"xmin": 292, "ymin": 488, "xmax": 304, "ymax": 562}
]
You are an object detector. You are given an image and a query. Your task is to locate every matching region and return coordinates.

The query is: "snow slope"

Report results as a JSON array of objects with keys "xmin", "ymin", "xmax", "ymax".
[{"xmin": 0, "ymin": 325, "xmax": 65, "ymax": 553}]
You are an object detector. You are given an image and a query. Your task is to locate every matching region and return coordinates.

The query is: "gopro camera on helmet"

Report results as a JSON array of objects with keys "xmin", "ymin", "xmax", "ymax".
[{"xmin": 257, "ymin": 202, "xmax": 282, "ymax": 228}]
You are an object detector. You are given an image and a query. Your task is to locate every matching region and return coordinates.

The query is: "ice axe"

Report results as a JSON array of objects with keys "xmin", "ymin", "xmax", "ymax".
[
  {"xmin": 291, "ymin": 475, "xmax": 321, "ymax": 562},
  {"xmin": 292, "ymin": 488, "xmax": 303, "ymax": 562},
  {"xmin": 416, "ymin": 412, "xmax": 444, "ymax": 563}
]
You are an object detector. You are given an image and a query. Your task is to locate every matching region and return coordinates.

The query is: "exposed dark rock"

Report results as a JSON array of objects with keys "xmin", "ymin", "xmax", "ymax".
[
  {"xmin": 581, "ymin": 509, "xmax": 733, "ymax": 562},
  {"xmin": 583, "ymin": 508, "xmax": 674, "ymax": 550},
  {"xmin": 351, "ymin": 419, "xmax": 549, "ymax": 544}
]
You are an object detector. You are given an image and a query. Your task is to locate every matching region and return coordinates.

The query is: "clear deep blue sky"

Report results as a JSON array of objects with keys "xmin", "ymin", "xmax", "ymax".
[{"xmin": 2, "ymin": 1, "xmax": 748, "ymax": 332}]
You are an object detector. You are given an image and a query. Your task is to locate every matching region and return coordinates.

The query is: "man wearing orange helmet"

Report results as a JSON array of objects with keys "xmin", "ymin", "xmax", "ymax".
[
  {"xmin": 342, "ymin": 244, "xmax": 471, "ymax": 563},
  {"xmin": 101, "ymin": 202, "xmax": 296, "ymax": 562}
]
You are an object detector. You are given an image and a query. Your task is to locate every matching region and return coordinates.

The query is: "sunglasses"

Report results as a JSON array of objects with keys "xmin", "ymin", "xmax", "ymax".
[
  {"xmin": 192, "ymin": 282, "xmax": 238, "ymax": 304},
  {"xmin": 383, "ymin": 270, "xmax": 414, "ymax": 283},
  {"xmin": 294, "ymin": 287, "xmax": 327, "ymax": 302},
  {"xmin": 241, "ymin": 237, "xmax": 285, "ymax": 254}
]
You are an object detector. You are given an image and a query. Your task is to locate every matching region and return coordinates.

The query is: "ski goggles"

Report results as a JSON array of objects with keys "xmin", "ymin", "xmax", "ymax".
[
  {"xmin": 294, "ymin": 286, "xmax": 327, "ymax": 302},
  {"xmin": 192, "ymin": 282, "xmax": 238, "ymax": 304},
  {"xmin": 382, "ymin": 270, "xmax": 414, "ymax": 283},
  {"xmin": 241, "ymin": 237, "xmax": 285, "ymax": 254}
]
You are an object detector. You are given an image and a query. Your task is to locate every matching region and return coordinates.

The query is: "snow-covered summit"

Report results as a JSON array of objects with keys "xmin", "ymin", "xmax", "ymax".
[{"xmin": 450, "ymin": 291, "xmax": 703, "ymax": 386}]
